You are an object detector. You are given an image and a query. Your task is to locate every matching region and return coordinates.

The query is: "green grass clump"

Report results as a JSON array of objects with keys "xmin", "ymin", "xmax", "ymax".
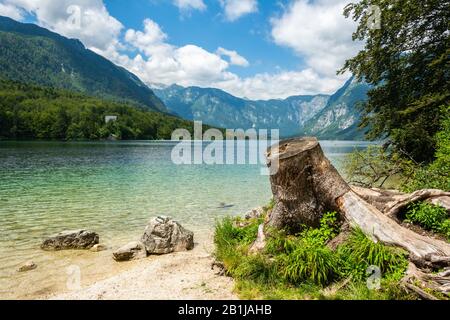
[
  {"xmin": 214, "ymin": 209, "xmax": 412, "ymax": 300},
  {"xmin": 337, "ymin": 229, "xmax": 409, "ymax": 281},
  {"xmin": 405, "ymin": 202, "xmax": 450, "ymax": 240}
]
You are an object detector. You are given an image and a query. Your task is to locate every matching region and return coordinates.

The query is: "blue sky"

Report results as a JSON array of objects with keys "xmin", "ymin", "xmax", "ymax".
[
  {"xmin": 0, "ymin": 0, "xmax": 361, "ymax": 99},
  {"xmin": 105, "ymin": 0, "xmax": 302, "ymax": 77}
]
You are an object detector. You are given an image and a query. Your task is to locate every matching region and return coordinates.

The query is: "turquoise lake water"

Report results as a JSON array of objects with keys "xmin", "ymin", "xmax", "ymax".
[{"xmin": 0, "ymin": 140, "xmax": 373, "ymax": 298}]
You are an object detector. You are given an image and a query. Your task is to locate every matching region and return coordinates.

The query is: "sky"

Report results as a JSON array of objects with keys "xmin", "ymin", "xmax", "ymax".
[{"xmin": 0, "ymin": 0, "xmax": 363, "ymax": 100}]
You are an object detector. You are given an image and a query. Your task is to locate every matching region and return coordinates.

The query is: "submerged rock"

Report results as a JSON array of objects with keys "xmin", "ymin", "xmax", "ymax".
[
  {"xmin": 113, "ymin": 241, "xmax": 147, "ymax": 261},
  {"xmin": 90, "ymin": 244, "xmax": 108, "ymax": 252},
  {"xmin": 41, "ymin": 230, "xmax": 99, "ymax": 251},
  {"xmin": 17, "ymin": 261, "xmax": 37, "ymax": 272},
  {"xmin": 141, "ymin": 216, "xmax": 194, "ymax": 255}
]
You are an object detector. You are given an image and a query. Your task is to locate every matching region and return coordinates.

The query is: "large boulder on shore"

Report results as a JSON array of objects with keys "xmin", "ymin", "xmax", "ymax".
[
  {"xmin": 141, "ymin": 216, "xmax": 194, "ymax": 254},
  {"xmin": 113, "ymin": 241, "xmax": 147, "ymax": 261},
  {"xmin": 41, "ymin": 230, "xmax": 99, "ymax": 251}
]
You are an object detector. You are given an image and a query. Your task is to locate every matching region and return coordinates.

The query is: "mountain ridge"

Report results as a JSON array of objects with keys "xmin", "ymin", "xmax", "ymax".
[
  {"xmin": 154, "ymin": 84, "xmax": 331, "ymax": 138},
  {"xmin": 0, "ymin": 16, "xmax": 167, "ymax": 113},
  {"xmin": 155, "ymin": 79, "xmax": 370, "ymax": 139}
]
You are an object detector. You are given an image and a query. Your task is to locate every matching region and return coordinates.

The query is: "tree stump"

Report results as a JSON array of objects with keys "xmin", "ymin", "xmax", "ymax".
[
  {"xmin": 266, "ymin": 137, "xmax": 349, "ymax": 231},
  {"xmin": 262, "ymin": 137, "xmax": 450, "ymax": 267}
]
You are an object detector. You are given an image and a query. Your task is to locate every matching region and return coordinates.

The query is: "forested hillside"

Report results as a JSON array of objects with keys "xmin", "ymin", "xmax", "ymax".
[
  {"xmin": 0, "ymin": 16, "xmax": 167, "ymax": 113},
  {"xmin": 0, "ymin": 80, "xmax": 211, "ymax": 140}
]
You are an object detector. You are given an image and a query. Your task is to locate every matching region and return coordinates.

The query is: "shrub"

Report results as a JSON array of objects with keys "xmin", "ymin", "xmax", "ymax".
[
  {"xmin": 404, "ymin": 106, "xmax": 450, "ymax": 192},
  {"xmin": 405, "ymin": 202, "xmax": 450, "ymax": 240}
]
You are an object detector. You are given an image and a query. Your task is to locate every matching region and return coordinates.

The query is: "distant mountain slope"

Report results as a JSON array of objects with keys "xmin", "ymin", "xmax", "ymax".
[
  {"xmin": 302, "ymin": 78, "xmax": 371, "ymax": 140},
  {"xmin": 154, "ymin": 85, "xmax": 330, "ymax": 138},
  {"xmin": 0, "ymin": 16, "xmax": 167, "ymax": 113},
  {"xmin": 0, "ymin": 79, "xmax": 216, "ymax": 140}
]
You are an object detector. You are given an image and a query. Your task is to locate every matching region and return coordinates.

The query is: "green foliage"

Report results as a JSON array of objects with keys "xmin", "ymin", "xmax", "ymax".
[
  {"xmin": 337, "ymin": 229, "xmax": 409, "ymax": 281},
  {"xmin": 214, "ymin": 209, "xmax": 411, "ymax": 300},
  {"xmin": 343, "ymin": 145, "xmax": 413, "ymax": 188},
  {"xmin": 405, "ymin": 202, "xmax": 450, "ymax": 240},
  {"xmin": 343, "ymin": 107, "xmax": 450, "ymax": 192},
  {"xmin": 404, "ymin": 106, "xmax": 450, "ymax": 191},
  {"xmin": 0, "ymin": 79, "xmax": 215, "ymax": 140},
  {"xmin": 341, "ymin": 0, "xmax": 450, "ymax": 162},
  {"xmin": 278, "ymin": 243, "xmax": 338, "ymax": 286}
]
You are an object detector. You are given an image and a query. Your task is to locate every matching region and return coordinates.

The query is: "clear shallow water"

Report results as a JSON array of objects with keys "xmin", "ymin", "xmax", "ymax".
[{"xmin": 0, "ymin": 140, "xmax": 373, "ymax": 299}]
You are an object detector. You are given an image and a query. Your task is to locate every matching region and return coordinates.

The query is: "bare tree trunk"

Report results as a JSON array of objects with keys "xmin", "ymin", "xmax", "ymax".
[{"xmin": 263, "ymin": 137, "xmax": 450, "ymax": 268}]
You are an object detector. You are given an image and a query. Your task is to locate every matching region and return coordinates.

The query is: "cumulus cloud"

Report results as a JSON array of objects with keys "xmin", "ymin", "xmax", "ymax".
[
  {"xmin": 271, "ymin": 0, "xmax": 362, "ymax": 77},
  {"xmin": 0, "ymin": 0, "xmax": 356, "ymax": 99},
  {"xmin": 220, "ymin": 0, "xmax": 258, "ymax": 21},
  {"xmin": 172, "ymin": 0, "xmax": 206, "ymax": 11},
  {"xmin": 113, "ymin": 19, "xmax": 234, "ymax": 88},
  {"xmin": 1, "ymin": 0, "xmax": 123, "ymax": 51},
  {"xmin": 0, "ymin": 2, "xmax": 25, "ymax": 20},
  {"xmin": 216, "ymin": 47, "xmax": 249, "ymax": 67},
  {"xmin": 111, "ymin": 19, "xmax": 345, "ymax": 100}
]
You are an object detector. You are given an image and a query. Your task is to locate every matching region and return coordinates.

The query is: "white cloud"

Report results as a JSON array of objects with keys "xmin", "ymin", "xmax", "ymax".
[
  {"xmin": 217, "ymin": 47, "xmax": 249, "ymax": 67},
  {"xmin": 173, "ymin": 0, "xmax": 206, "ymax": 11},
  {"xmin": 0, "ymin": 0, "xmax": 355, "ymax": 100},
  {"xmin": 109, "ymin": 19, "xmax": 345, "ymax": 100},
  {"xmin": 219, "ymin": 69, "xmax": 347, "ymax": 100},
  {"xmin": 220, "ymin": 0, "xmax": 258, "ymax": 21},
  {"xmin": 271, "ymin": 0, "xmax": 362, "ymax": 77},
  {"xmin": 2, "ymin": 0, "xmax": 123, "ymax": 51},
  {"xmin": 0, "ymin": 2, "xmax": 25, "ymax": 20},
  {"xmin": 114, "ymin": 19, "xmax": 234, "ymax": 88}
]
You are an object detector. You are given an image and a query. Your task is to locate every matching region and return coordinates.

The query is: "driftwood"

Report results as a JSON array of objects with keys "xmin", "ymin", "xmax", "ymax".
[{"xmin": 253, "ymin": 137, "xmax": 450, "ymax": 299}]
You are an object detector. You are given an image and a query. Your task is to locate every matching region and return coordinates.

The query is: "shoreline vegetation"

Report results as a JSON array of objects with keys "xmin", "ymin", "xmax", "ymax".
[
  {"xmin": 212, "ymin": 108, "xmax": 450, "ymax": 300},
  {"xmin": 0, "ymin": 79, "xmax": 218, "ymax": 141}
]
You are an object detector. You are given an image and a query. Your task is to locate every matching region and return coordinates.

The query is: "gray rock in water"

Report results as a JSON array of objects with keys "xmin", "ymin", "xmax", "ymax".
[
  {"xmin": 41, "ymin": 230, "xmax": 99, "ymax": 251},
  {"xmin": 141, "ymin": 216, "xmax": 194, "ymax": 255},
  {"xmin": 17, "ymin": 261, "xmax": 37, "ymax": 272},
  {"xmin": 113, "ymin": 241, "xmax": 147, "ymax": 261}
]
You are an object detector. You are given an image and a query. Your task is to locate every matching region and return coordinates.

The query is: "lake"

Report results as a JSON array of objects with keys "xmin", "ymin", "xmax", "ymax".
[{"xmin": 0, "ymin": 140, "xmax": 373, "ymax": 299}]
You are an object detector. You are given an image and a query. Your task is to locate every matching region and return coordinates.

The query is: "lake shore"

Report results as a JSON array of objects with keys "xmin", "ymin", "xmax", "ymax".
[{"xmin": 46, "ymin": 233, "xmax": 237, "ymax": 300}]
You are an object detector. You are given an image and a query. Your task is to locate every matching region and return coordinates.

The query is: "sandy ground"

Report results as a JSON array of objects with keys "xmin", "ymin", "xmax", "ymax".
[{"xmin": 47, "ymin": 235, "xmax": 237, "ymax": 300}]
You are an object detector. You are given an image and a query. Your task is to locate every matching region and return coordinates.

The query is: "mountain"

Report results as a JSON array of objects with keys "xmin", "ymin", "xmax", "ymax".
[
  {"xmin": 155, "ymin": 79, "xmax": 371, "ymax": 139},
  {"xmin": 302, "ymin": 78, "xmax": 371, "ymax": 140},
  {"xmin": 0, "ymin": 16, "xmax": 167, "ymax": 113},
  {"xmin": 154, "ymin": 85, "xmax": 330, "ymax": 138}
]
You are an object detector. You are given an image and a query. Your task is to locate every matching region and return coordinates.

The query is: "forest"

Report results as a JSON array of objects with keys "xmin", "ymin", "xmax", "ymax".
[{"xmin": 0, "ymin": 79, "xmax": 213, "ymax": 140}]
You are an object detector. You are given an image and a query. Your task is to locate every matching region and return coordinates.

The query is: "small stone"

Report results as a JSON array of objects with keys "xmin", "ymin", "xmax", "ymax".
[
  {"xmin": 18, "ymin": 261, "xmax": 37, "ymax": 272},
  {"xmin": 90, "ymin": 244, "xmax": 108, "ymax": 252},
  {"xmin": 113, "ymin": 241, "xmax": 147, "ymax": 262}
]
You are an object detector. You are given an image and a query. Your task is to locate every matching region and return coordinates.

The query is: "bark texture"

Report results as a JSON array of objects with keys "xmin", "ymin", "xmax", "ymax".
[{"xmin": 266, "ymin": 137, "xmax": 349, "ymax": 231}]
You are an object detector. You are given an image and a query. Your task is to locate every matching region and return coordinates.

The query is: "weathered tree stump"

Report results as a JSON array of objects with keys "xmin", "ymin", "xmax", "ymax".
[
  {"xmin": 266, "ymin": 137, "xmax": 349, "ymax": 231},
  {"xmin": 261, "ymin": 137, "xmax": 450, "ymax": 268}
]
